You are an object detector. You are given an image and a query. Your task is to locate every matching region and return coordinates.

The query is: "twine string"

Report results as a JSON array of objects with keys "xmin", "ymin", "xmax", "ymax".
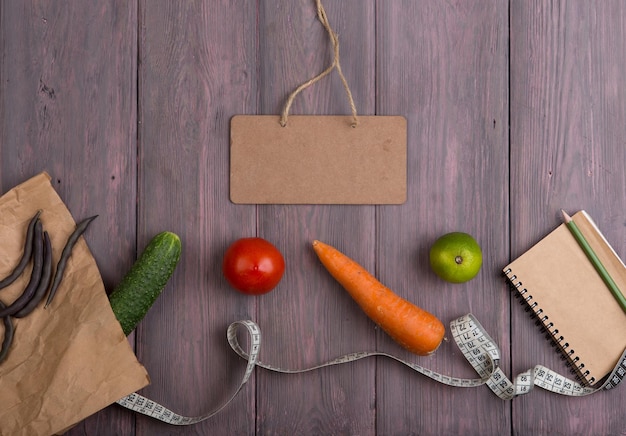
[{"xmin": 279, "ymin": 0, "xmax": 358, "ymax": 127}]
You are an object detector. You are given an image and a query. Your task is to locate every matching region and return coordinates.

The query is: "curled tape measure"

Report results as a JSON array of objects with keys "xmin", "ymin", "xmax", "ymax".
[{"xmin": 116, "ymin": 314, "xmax": 626, "ymax": 425}]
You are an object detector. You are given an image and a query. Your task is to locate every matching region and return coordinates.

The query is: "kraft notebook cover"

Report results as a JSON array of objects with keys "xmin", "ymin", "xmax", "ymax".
[{"xmin": 503, "ymin": 210, "xmax": 626, "ymax": 386}]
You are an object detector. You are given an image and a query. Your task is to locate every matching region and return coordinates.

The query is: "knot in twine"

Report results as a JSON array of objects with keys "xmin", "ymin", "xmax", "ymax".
[{"xmin": 279, "ymin": 0, "xmax": 358, "ymax": 128}]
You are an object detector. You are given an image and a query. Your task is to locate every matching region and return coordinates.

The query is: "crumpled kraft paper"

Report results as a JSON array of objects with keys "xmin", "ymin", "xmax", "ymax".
[{"xmin": 0, "ymin": 173, "xmax": 149, "ymax": 436}]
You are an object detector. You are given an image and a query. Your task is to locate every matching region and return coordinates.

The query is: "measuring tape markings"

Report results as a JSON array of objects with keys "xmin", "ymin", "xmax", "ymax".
[
  {"xmin": 116, "ymin": 320, "xmax": 261, "ymax": 425},
  {"xmin": 116, "ymin": 313, "xmax": 626, "ymax": 425}
]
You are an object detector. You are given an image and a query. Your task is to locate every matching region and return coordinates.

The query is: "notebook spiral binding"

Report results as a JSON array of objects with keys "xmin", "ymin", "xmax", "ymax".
[{"xmin": 503, "ymin": 268, "xmax": 595, "ymax": 385}]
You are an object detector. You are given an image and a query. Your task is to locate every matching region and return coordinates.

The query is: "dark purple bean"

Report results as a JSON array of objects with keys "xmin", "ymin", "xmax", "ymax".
[
  {"xmin": 14, "ymin": 231, "xmax": 53, "ymax": 318},
  {"xmin": 44, "ymin": 215, "xmax": 98, "ymax": 309},
  {"xmin": 0, "ymin": 300, "xmax": 15, "ymax": 364},
  {"xmin": 0, "ymin": 210, "xmax": 41, "ymax": 290},
  {"xmin": 0, "ymin": 220, "xmax": 44, "ymax": 317}
]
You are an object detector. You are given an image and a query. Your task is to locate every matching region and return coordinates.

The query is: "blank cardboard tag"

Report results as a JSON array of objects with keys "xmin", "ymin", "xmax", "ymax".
[{"xmin": 230, "ymin": 115, "xmax": 407, "ymax": 204}]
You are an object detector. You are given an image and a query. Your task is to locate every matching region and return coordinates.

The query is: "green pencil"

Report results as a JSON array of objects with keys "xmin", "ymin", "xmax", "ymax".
[{"xmin": 561, "ymin": 210, "xmax": 626, "ymax": 314}]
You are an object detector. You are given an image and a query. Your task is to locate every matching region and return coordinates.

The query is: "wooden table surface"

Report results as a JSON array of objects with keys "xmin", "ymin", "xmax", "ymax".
[{"xmin": 2, "ymin": 1, "xmax": 625, "ymax": 435}]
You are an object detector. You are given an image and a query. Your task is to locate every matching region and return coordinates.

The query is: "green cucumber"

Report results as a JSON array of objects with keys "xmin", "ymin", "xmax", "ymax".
[{"xmin": 109, "ymin": 231, "xmax": 182, "ymax": 336}]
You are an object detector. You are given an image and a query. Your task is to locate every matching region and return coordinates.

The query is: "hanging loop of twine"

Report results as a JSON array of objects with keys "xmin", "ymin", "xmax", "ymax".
[{"xmin": 279, "ymin": 0, "xmax": 358, "ymax": 128}]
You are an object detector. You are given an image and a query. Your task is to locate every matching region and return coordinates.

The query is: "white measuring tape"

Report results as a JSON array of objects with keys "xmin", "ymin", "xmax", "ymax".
[{"xmin": 116, "ymin": 313, "xmax": 626, "ymax": 425}]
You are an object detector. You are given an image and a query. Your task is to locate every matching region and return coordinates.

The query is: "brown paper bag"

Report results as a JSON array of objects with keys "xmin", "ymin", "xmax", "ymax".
[{"xmin": 0, "ymin": 173, "xmax": 149, "ymax": 436}]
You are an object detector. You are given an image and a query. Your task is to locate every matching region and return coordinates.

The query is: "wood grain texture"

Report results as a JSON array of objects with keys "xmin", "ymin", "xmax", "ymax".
[
  {"xmin": 510, "ymin": 1, "xmax": 626, "ymax": 434},
  {"xmin": 0, "ymin": 1, "xmax": 624, "ymax": 435},
  {"xmin": 255, "ymin": 1, "xmax": 377, "ymax": 434},
  {"xmin": 0, "ymin": 1, "xmax": 138, "ymax": 435},
  {"xmin": 135, "ymin": 1, "xmax": 258, "ymax": 434},
  {"xmin": 376, "ymin": 1, "xmax": 510, "ymax": 435}
]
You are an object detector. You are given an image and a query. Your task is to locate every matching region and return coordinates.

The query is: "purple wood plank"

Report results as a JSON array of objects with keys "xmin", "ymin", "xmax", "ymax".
[
  {"xmin": 510, "ymin": 1, "xmax": 626, "ymax": 434},
  {"xmin": 0, "ymin": 1, "xmax": 138, "ymax": 435},
  {"xmin": 135, "ymin": 1, "xmax": 258, "ymax": 434},
  {"xmin": 255, "ymin": 1, "xmax": 377, "ymax": 434},
  {"xmin": 4, "ymin": 1, "xmax": 624, "ymax": 434},
  {"xmin": 376, "ymin": 1, "xmax": 510, "ymax": 434}
]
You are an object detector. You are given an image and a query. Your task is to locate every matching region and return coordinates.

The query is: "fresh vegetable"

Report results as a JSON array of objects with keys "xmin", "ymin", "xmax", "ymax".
[
  {"xmin": 0, "ymin": 210, "xmax": 41, "ymax": 290},
  {"xmin": 15, "ymin": 231, "xmax": 53, "ymax": 318},
  {"xmin": 312, "ymin": 240, "xmax": 445, "ymax": 356},
  {"xmin": 0, "ymin": 211, "xmax": 99, "ymax": 365},
  {"xmin": 0, "ymin": 220, "xmax": 44, "ymax": 317},
  {"xmin": 45, "ymin": 215, "xmax": 98, "ymax": 308},
  {"xmin": 0, "ymin": 300, "xmax": 15, "ymax": 364},
  {"xmin": 108, "ymin": 231, "xmax": 182, "ymax": 336},
  {"xmin": 222, "ymin": 237, "xmax": 285, "ymax": 295}
]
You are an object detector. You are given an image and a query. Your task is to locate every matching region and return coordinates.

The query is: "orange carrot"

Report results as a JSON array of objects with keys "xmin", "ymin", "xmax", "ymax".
[{"xmin": 312, "ymin": 240, "xmax": 445, "ymax": 356}]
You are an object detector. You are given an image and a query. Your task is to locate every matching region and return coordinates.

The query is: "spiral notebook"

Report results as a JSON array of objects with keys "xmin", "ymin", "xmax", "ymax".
[{"xmin": 504, "ymin": 211, "xmax": 626, "ymax": 386}]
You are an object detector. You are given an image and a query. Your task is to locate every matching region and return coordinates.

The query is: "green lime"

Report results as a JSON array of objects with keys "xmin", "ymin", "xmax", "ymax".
[{"xmin": 429, "ymin": 232, "xmax": 482, "ymax": 283}]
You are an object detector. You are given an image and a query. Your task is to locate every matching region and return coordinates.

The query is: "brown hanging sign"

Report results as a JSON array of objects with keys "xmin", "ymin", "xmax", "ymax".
[{"xmin": 230, "ymin": 0, "xmax": 407, "ymax": 205}]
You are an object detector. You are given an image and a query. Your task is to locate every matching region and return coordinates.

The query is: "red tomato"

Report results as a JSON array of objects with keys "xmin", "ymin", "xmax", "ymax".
[{"xmin": 222, "ymin": 237, "xmax": 285, "ymax": 295}]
